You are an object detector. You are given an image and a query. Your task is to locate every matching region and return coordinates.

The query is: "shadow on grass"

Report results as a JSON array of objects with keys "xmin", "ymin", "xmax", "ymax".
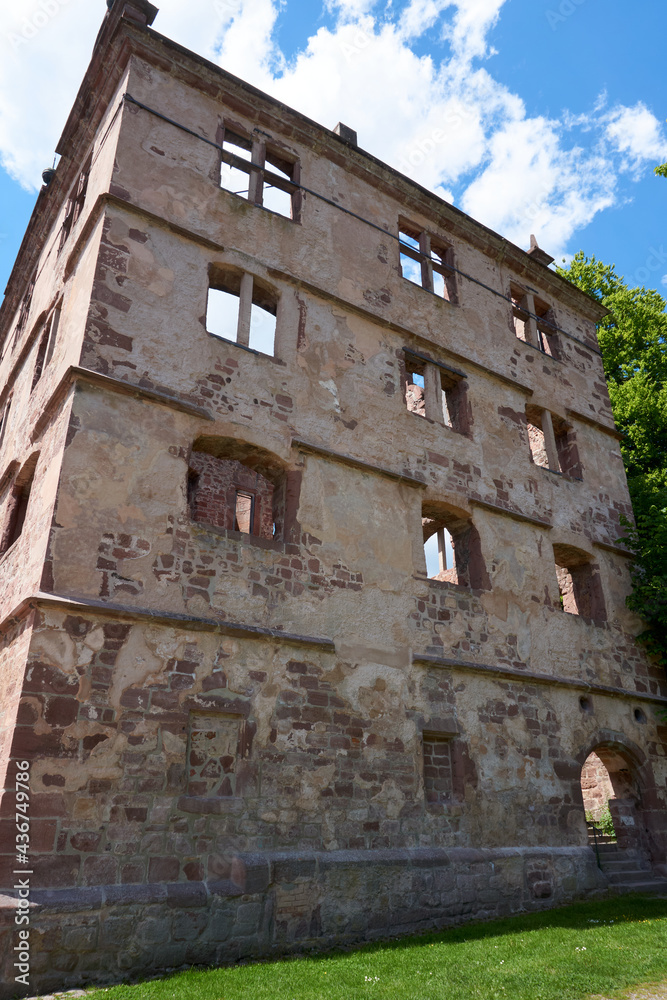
[
  {"xmin": 283, "ymin": 893, "xmax": 667, "ymax": 965},
  {"xmin": 82, "ymin": 895, "xmax": 667, "ymax": 1000}
]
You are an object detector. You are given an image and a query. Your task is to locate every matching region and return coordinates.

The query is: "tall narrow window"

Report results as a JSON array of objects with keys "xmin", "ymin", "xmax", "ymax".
[
  {"xmin": 0, "ymin": 455, "xmax": 38, "ymax": 556},
  {"xmin": 219, "ymin": 127, "xmax": 300, "ymax": 221},
  {"xmin": 399, "ymin": 222, "xmax": 457, "ymax": 303},
  {"xmin": 31, "ymin": 305, "xmax": 60, "ymax": 392},
  {"xmin": 424, "ymin": 525, "xmax": 455, "ymax": 580},
  {"xmin": 0, "ymin": 396, "xmax": 11, "ymax": 452},
  {"xmin": 206, "ymin": 271, "xmax": 277, "ymax": 356},
  {"xmin": 404, "ymin": 357, "xmax": 426, "ymax": 418},
  {"xmin": 535, "ymin": 297, "xmax": 558, "ymax": 357},
  {"xmin": 234, "ymin": 491, "xmax": 255, "ymax": 533},
  {"xmin": 511, "ymin": 283, "xmax": 559, "ymax": 357},
  {"xmin": 525, "ymin": 405, "xmax": 552, "ymax": 470},
  {"xmin": 59, "ymin": 155, "xmax": 91, "ymax": 251},
  {"xmin": 12, "ymin": 273, "xmax": 36, "ymax": 350}
]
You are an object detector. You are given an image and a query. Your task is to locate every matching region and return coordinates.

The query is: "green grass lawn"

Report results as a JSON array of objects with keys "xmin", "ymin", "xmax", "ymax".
[{"xmin": 84, "ymin": 895, "xmax": 667, "ymax": 1000}]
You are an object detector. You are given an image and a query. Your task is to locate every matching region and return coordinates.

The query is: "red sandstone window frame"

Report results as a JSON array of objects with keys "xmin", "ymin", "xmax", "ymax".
[
  {"xmin": 526, "ymin": 404, "xmax": 582, "ymax": 480},
  {"xmin": 398, "ymin": 221, "xmax": 458, "ymax": 303},
  {"xmin": 552, "ymin": 543, "xmax": 606, "ymax": 622},
  {"xmin": 0, "ymin": 453, "xmax": 38, "ymax": 557},
  {"xmin": 403, "ymin": 350, "xmax": 469, "ymax": 434},
  {"xmin": 421, "ymin": 502, "xmax": 490, "ymax": 591},
  {"xmin": 219, "ymin": 127, "xmax": 302, "ymax": 222},
  {"xmin": 510, "ymin": 282, "xmax": 559, "ymax": 357}
]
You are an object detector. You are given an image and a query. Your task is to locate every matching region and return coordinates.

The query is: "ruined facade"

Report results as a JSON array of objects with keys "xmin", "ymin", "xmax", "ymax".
[{"xmin": 0, "ymin": 1, "xmax": 666, "ymax": 994}]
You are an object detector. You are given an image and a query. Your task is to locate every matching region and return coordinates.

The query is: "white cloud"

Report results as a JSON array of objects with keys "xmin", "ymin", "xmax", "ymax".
[
  {"xmin": 0, "ymin": 0, "xmax": 665, "ymax": 264},
  {"xmin": 461, "ymin": 116, "xmax": 616, "ymax": 254},
  {"xmin": 0, "ymin": 0, "xmax": 101, "ymax": 187},
  {"xmin": 605, "ymin": 102, "xmax": 667, "ymax": 177}
]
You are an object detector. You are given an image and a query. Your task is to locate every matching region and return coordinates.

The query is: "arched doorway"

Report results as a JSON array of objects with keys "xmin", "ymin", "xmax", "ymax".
[{"xmin": 580, "ymin": 744, "xmax": 644, "ymax": 854}]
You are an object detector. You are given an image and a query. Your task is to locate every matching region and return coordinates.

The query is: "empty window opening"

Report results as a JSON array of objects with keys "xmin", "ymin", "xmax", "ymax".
[
  {"xmin": 0, "ymin": 397, "xmax": 11, "ymax": 451},
  {"xmin": 60, "ymin": 156, "xmax": 91, "ymax": 251},
  {"xmin": 511, "ymin": 284, "xmax": 530, "ymax": 343},
  {"xmin": 553, "ymin": 544, "xmax": 606, "ymax": 621},
  {"xmin": 526, "ymin": 412, "xmax": 550, "ymax": 470},
  {"xmin": 188, "ymin": 449, "xmax": 290, "ymax": 541},
  {"xmin": 422, "ymin": 503, "xmax": 489, "ymax": 590},
  {"xmin": 206, "ymin": 270, "xmax": 277, "ymax": 356},
  {"xmin": 511, "ymin": 283, "xmax": 558, "ymax": 357},
  {"xmin": 424, "ymin": 526, "xmax": 455, "ymax": 580},
  {"xmin": 535, "ymin": 297, "xmax": 558, "ymax": 357},
  {"xmin": 553, "ymin": 417, "xmax": 581, "ymax": 478},
  {"xmin": 580, "ymin": 747, "xmax": 643, "ymax": 852},
  {"xmin": 399, "ymin": 222, "xmax": 457, "ymax": 302},
  {"xmin": 405, "ymin": 359, "xmax": 426, "ymax": 418},
  {"xmin": 234, "ymin": 491, "xmax": 255, "ymax": 534},
  {"xmin": 31, "ymin": 306, "xmax": 60, "ymax": 392},
  {"xmin": 32, "ymin": 329, "xmax": 49, "ymax": 391},
  {"xmin": 219, "ymin": 128, "xmax": 299, "ymax": 220},
  {"xmin": 219, "ymin": 130, "xmax": 252, "ymax": 198},
  {"xmin": 404, "ymin": 353, "xmax": 469, "ymax": 433},
  {"xmin": 423, "ymin": 734, "xmax": 454, "ymax": 811},
  {"xmin": 0, "ymin": 455, "xmax": 38, "ymax": 556},
  {"xmin": 12, "ymin": 273, "xmax": 36, "ymax": 350},
  {"xmin": 526, "ymin": 406, "xmax": 579, "ymax": 477},
  {"xmin": 206, "ymin": 287, "xmax": 241, "ymax": 342}
]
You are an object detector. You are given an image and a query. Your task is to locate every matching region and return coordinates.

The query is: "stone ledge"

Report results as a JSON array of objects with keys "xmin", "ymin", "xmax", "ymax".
[{"xmin": 0, "ymin": 845, "xmax": 600, "ymax": 918}]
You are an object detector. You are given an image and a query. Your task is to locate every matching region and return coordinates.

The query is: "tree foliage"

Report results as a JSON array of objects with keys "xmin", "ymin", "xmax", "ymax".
[
  {"xmin": 557, "ymin": 253, "xmax": 667, "ymax": 665},
  {"xmin": 656, "ymin": 163, "xmax": 667, "ymax": 178}
]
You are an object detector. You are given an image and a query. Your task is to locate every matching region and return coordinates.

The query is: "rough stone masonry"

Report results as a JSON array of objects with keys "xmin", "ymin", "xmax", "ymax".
[{"xmin": 0, "ymin": 0, "xmax": 665, "ymax": 995}]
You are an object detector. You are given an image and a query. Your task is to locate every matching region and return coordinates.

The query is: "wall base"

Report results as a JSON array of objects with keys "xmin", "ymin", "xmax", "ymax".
[{"xmin": 0, "ymin": 846, "xmax": 607, "ymax": 999}]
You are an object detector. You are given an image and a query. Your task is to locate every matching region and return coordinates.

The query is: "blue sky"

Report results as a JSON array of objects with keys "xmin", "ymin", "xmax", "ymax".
[{"xmin": 1, "ymin": 0, "xmax": 666, "ymax": 298}]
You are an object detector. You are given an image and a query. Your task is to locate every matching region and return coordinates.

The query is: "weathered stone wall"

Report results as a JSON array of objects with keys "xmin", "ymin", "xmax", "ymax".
[
  {"xmin": 0, "ymin": 4, "xmax": 665, "ymax": 997},
  {"xmin": 2, "ymin": 607, "xmax": 665, "ymax": 896},
  {"xmin": 0, "ymin": 846, "xmax": 606, "ymax": 998}
]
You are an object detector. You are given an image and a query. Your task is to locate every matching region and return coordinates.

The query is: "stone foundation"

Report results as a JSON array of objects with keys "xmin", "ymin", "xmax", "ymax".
[{"xmin": 0, "ymin": 846, "xmax": 607, "ymax": 999}]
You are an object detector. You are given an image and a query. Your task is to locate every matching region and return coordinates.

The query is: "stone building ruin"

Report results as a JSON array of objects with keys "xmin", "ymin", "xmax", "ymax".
[{"xmin": 0, "ymin": 1, "xmax": 666, "ymax": 993}]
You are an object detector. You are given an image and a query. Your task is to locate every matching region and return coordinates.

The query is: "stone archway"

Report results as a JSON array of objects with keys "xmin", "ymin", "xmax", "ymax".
[{"xmin": 581, "ymin": 746, "xmax": 643, "ymax": 851}]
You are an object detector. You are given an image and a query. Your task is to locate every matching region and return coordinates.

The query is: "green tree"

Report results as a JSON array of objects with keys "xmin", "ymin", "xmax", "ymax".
[
  {"xmin": 557, "ymin": 253, "xmax": 667, "ymax": 665},
  {"xmin": 656, "ymin": 164, "xmax": 667, "ymax": 178}
]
